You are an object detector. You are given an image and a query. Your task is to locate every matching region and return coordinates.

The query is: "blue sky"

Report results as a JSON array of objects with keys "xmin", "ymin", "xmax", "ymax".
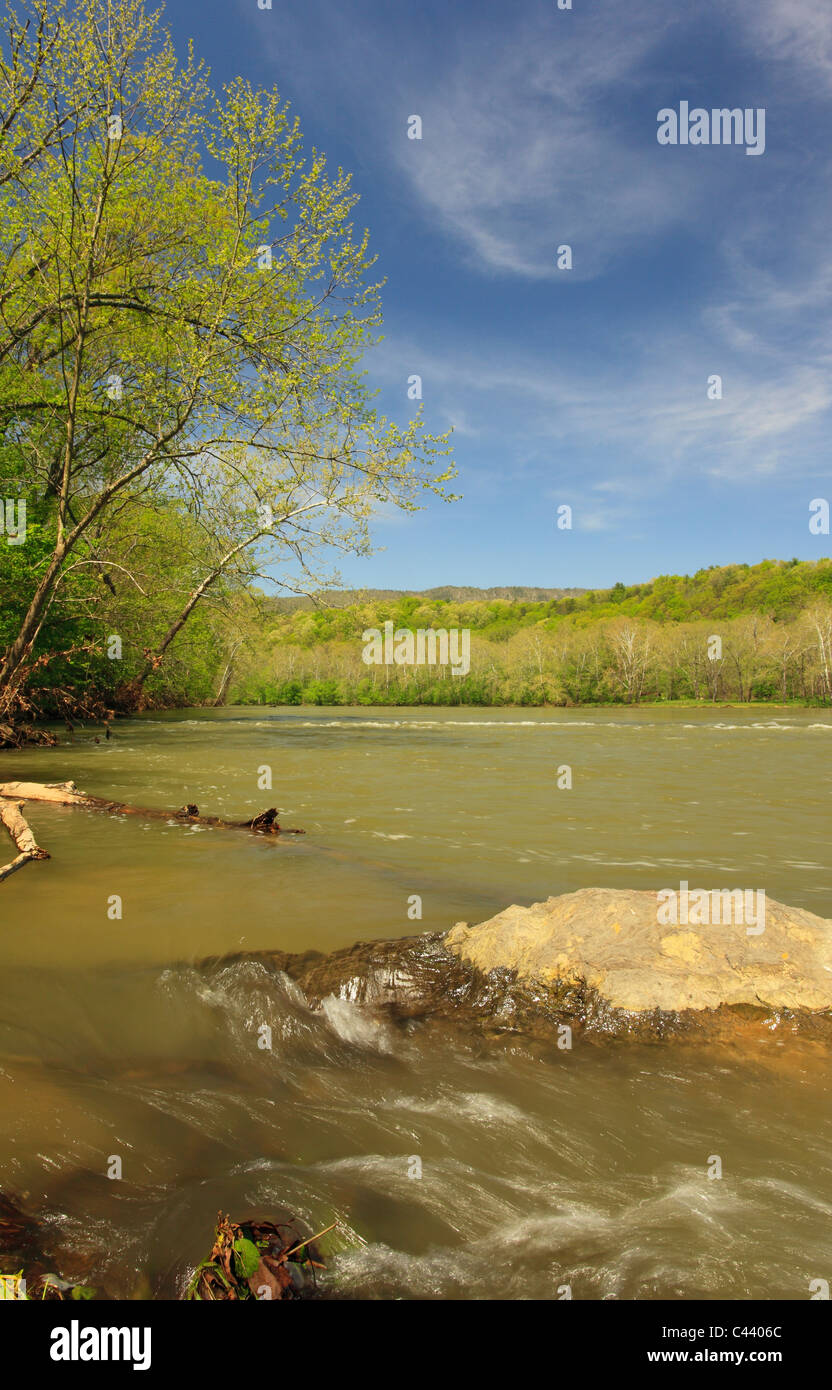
[{"xmin": 172, "ymin": 0, "xmax": 832, "ymax": 590}]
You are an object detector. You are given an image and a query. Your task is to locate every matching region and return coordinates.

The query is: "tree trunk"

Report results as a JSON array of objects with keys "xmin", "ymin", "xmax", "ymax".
[
  {"xmin": 0, "ymin": 797, "xmax": 50, "ymax": 882},
  {"xmin": 126, "ymin": 531, "xmax": 263, "ymax": 702},
  {"xmin": 0, "ymin": 547, "xmax": 66, "ymax": 700},
  {"xmin": 213, "ymin": 640, "xmax": 243, "ymax": 707}
]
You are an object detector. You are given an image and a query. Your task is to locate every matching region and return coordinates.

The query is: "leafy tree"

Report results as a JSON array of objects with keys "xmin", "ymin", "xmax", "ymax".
[{"xmin": 0, "ymin": 0, "xmax": 454, "ymax": 722}]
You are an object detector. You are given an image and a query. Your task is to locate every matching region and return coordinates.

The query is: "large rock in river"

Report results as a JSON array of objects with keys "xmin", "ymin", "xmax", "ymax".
[
  {"xmin": 446, "ymin": 887, "xmax": 832, "ymax": 1021},
  {"xmin": 205, "ymin": 888, "xmax": 832, "ymax": 1045}
]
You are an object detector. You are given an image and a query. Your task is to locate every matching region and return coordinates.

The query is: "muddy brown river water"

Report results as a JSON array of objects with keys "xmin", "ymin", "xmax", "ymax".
[{"xmin": 1, "ymin": 706, "xmax": 830, "ymax": 1298}]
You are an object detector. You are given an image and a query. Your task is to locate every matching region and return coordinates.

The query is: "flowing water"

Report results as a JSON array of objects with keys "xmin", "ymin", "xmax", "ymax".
[{"xmin": 1, "ymin": 705, "xmax": 831, "ymax": 1299}]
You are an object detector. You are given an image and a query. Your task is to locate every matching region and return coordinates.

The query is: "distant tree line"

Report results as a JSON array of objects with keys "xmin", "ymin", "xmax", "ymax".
[{"xmin": 230, "ymin": 559, "xmax": 832, "ymax": 707}]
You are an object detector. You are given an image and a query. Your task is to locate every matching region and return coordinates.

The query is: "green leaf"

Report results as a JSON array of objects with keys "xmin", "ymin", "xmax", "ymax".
[{"xmin": 232, "ymin": 1237, "xmax": 260, "ymax": 1280}]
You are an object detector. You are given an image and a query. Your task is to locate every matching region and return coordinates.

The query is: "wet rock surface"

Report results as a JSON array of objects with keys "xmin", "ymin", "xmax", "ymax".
[
  {"xmin": 203, "ymin": 932, "xmax": 562, "ymax": 1037},
  {"xmin": 446, "ymin": 887, "xmax": 832, "ymax": 1014},
  {"xmin": 204, "ymin": 888, "xmax": 832, "ymax": 1046}
]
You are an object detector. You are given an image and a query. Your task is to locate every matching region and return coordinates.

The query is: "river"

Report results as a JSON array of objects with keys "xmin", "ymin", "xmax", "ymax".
[{"xmin": 1, "ymin": 706, "xmax": 831, "ymax": 1298}]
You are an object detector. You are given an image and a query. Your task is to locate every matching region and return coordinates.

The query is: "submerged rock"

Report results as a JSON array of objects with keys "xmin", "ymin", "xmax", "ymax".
[{"xmin": 0, "ymin": 1191, "xmax": 99, "ymax": 1299}]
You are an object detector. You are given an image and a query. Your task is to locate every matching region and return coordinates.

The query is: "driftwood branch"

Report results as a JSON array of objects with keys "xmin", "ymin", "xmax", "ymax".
[
  {"xmin": 0, "ymin": 782, "xmax": 305, "ymax": 835},
  {"xmin": 0, "ymin": 853, "xmax": 31, "ymax": 882},
  {"xmin": 0, "ymin": 797, "xmax": 50, "ymax": 882}
]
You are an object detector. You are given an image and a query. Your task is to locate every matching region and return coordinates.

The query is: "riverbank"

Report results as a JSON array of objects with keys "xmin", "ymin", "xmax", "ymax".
[{"xmin": 2, "ymin": 697, "xmax": 828, "ymax": 751}]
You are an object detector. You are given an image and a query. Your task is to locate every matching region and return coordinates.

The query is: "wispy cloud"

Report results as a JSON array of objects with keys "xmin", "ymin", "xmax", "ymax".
[
  {"xmin": 738, "ymin": 0, "xmax": 832, "ymax": 97},
  {"xmin": 240, "ymin": 0, "xmax": 832, "ymax": 567},
  {"xmin": 370, "ymin": 332, "xmax": 832, "ymax": 484},
  {"xmin": 388, "ymin": 7, "xmax": 694, "ymax": 280}
]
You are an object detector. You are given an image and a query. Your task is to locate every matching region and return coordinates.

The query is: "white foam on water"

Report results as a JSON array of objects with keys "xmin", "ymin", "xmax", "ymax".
[
  {"xmin": 388, "ymin": 1090, "xmax": 529, "ymax": 1126},
  {"xmin": 288, "ymin": 718, "xmax": 623, "ymax": 730},
  {"xmin": 318, "ymin": 995, "xmax": 394, "ymax": 1052}
]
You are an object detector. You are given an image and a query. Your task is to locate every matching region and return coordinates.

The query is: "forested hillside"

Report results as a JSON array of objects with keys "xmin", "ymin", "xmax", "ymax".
[
  {"xmin": 230, "ymin": 558, "xmax": 832, "ymax": 707},
  {"xmin": 4, "ymin": 546, "xmax": 830, "ymax": 719}
]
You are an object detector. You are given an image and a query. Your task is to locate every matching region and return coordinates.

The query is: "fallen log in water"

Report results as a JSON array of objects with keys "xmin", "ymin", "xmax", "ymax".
[
  {"xmin": 0, "ymin": 798, "xmax": 50, "ymax": 882},
  {"xmin": 0, "ymin": 722, "xmax": 57, "ymax": 750},
  {"xmin": 0, "ymin": 780, "xmax": 305, "ymax": 836}
]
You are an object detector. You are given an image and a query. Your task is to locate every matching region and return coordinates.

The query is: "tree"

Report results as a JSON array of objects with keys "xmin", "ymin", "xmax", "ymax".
[
  {"xmin": 807, "ymin": 603, "xmax": 832, "ymax": 702},
  {"xmin": 724, "ymin": 615, "xmax": 772, "ymax": 703},
  {"xmin": 0, "ymin": 0, "xmax": 454, "ymax": 721},
  {"xmin": 607, "ymin": 619, "xmax": 653, "ymax": 703}
]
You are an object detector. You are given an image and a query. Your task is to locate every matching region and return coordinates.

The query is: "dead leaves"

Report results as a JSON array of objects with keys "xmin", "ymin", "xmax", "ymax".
[{"xmin": 186, "ymin": 1214, "xmax": 328, "ymax": 1301}]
